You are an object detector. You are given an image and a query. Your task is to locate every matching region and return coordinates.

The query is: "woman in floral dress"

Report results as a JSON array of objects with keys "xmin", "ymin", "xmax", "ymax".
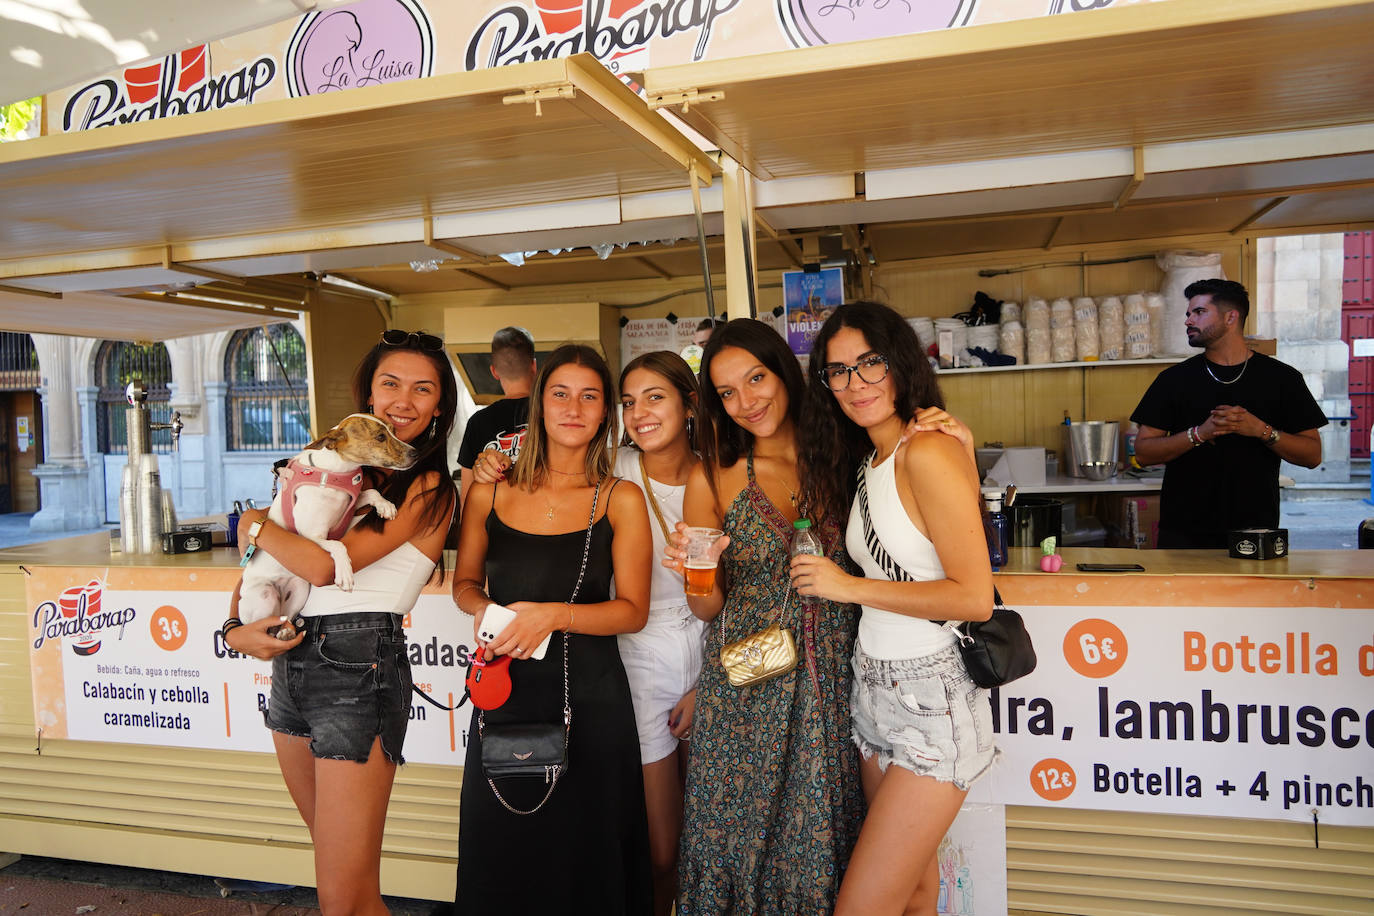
[{"xmin": 664, "ymin": 318, "xmax": 864, "ymax": 915}]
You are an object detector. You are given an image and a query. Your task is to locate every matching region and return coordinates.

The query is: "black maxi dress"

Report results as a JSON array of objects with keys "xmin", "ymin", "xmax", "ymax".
[{"xmin": 454, "ymin": 489, "xmax": 652, "ymax": 915}]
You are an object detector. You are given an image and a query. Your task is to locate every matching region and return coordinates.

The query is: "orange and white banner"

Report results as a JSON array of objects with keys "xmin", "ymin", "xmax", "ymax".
[
  {"xmin": 26, "ymin": 566, "xmax": 475, "ymax": 766},
  {"xmin": 968, "ymin": 603, "xmax": 1374, "ymax": 826}
]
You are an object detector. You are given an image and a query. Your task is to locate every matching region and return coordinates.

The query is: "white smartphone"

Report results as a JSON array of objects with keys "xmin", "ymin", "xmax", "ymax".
[{"xmin": 476, "ymin": 602, "xmax": 551, "ymax": 660}]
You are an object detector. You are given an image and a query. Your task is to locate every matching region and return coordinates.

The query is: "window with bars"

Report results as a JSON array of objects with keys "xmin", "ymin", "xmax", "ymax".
[
  {"xmin": 95, "ymin": 341, "xmax": 173, "ymax": 454},
  {"xmin": 226, "ymin": 324, "xmax": 311, "ymax": 451},
  {"xmin": 0, "ymin": 332, "xmax": 39, "ymax": 391}
]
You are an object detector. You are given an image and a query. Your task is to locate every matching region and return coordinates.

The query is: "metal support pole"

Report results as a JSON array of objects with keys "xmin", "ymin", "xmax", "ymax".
[{"xmin": 720, "ymin": 156, "xmax": 758, "ymax": 319}]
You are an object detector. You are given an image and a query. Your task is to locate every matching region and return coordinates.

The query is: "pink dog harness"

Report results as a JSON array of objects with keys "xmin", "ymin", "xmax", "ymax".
[{"xmin": 276, "ymin": 456, "xmax": 365, "ymax": 540}]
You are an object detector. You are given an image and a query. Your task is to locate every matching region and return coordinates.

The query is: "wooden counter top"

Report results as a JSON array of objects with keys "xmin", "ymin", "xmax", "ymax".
[
  {"xmin": 2, "ymin": 532, "xmax": 1367, "ymax": 581},
  {"xmin": 0, "ymin": 531, "xmax": 243, "ymax": 569},
  {"xmin": 998, "ymin": 546, "xmax": 1372, "ymax": 579}
]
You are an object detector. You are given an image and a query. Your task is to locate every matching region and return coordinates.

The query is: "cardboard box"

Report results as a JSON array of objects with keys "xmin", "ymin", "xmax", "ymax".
[{"xmin": 1104, "ymin": 494, "xmax": 1159, "ymax": 549}]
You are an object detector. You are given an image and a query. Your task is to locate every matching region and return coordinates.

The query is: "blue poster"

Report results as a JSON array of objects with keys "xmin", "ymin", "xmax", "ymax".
[{"xmin": 783, "ymin": 267, "xmax": 844, "ymax": 357}]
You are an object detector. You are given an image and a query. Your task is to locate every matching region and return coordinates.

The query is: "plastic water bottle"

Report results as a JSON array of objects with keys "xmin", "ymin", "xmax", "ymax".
[
  {"xmin": 983, "ymin": 488, "xmax": 1009, "ymax": 569},
  {"xmin": 1125, "ymin": 421, "xmax": 1140, "ymax": 469},
  {"xmin": 790, "ymin": 518, "xmax": 823, "ymax": 560}
]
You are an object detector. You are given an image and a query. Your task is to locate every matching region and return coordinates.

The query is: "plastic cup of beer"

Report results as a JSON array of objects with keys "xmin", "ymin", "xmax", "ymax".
[{"xmin": 683, "ymin": 526, "xmax": 723, "ymax": 597}]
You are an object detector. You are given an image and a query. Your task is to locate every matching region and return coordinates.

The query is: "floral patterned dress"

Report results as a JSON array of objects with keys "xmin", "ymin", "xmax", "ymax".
[{"xmin": 677, "ymin": 453, "xmax": 864, "ymax": 916}]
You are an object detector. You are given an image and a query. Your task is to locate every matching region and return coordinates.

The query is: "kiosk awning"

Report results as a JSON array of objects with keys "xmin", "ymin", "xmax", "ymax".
[
  {"xmin": 642, "ymin": 0, "xmax": 1374, "ymax": 254},
  {"xmin": 0, "ymin": 54, "xmax": 716, "ymax": 340}
]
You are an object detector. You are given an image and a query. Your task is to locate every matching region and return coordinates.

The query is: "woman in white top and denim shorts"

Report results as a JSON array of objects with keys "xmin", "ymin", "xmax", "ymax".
[
  {"xmin": 792, "ymin": 302, "xmax": 995, "ymax": 916},
  {"xmin": 226, "ymin": 330, "xmax": 458, "ymax": 915}
]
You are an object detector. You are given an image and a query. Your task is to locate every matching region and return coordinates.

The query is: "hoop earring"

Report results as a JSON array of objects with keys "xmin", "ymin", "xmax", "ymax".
[{"xmin": 686, "ymin": 415, "xmax": 695, "ymax": 441}]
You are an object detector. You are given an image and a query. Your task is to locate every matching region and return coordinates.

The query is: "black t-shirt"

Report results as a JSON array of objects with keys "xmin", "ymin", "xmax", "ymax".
[
  {"xmin": 457, "ymin": 397, "xmax": 530, "ymax": 469},
  {"xmin": 1131, "ymin": 352, "xmax": 1326, "ymax": 549}
]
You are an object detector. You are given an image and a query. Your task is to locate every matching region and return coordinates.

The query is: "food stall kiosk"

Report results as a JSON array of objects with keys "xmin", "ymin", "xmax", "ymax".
[{"xmin": 3, "ymin": 0, "xmax": 1374, "ymax": 911}]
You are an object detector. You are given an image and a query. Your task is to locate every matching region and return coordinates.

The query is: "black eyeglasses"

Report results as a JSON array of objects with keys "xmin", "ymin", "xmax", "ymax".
[
  {"xmin": 381, "ymin": 329, "xmax": 444, "ymax": 352},
  {"xmin": 819, "ymin": 354, "xmax": 889, "ymax": 391}
]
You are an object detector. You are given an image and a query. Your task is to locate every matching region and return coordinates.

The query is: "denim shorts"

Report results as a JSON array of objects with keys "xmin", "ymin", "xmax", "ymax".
[
  {"xmin": 265, "ymin": 612, "xmax": 411, "ymax": 764},
  {"xmin": 850, "ymin": 640, "xmax": 995, "ymax": 790}
]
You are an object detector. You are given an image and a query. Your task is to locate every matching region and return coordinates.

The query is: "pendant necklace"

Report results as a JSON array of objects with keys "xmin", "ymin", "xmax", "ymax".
[
  {"xmin": 1205, "ymin": 352, "xmax": 1251, "ymax": 386},
  {"xmin": 763, "ymin": 468, "xmax": 799, "ymax": 509}
]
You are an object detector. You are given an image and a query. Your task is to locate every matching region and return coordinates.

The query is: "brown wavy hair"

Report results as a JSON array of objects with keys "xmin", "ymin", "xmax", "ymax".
[{"xmin": 799, "ymin": 301, "xmax": 945, "ymax": 530}]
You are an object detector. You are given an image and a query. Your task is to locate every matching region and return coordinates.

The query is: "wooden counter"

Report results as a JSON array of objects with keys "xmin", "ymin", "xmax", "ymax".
[{"xmin": 2, "ymin": 534, "xmax": 1370, "ymax": 913}]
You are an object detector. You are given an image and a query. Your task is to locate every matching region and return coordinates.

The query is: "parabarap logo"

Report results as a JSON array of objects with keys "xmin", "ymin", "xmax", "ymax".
[
  {"xmin": 286, "ymin": 0, "xmax": 435, "ymax": 97},
  {"xmin": 32, "ymin": 579, "xmax": 137, "ymax": 657},
  {"xmin": 62, "ymin": 44, "xmax": 277, "ymax": 132},
  {"xmin": 466, "ymin": 0, "xmax": 741, "ymax": 72}
]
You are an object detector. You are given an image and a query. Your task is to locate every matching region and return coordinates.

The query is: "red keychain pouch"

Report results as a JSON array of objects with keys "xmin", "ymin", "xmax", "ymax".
[{"xmin": 466, "ymin": 652, "xmax": 512, "ymax": 710}]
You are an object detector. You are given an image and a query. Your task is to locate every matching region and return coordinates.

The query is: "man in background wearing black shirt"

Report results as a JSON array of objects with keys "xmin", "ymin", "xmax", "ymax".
[
  {"xmin": 1132, "ymin": 278, "xmax": 1326, "ymax": 548},
  {"xmin": 457, "ymin": 326, "xmax": 535, "ymax": 511}
]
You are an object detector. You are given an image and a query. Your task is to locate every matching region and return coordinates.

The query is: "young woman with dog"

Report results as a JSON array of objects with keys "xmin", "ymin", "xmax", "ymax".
[
  {"xmin": 660, "ymin": 317, "xmax": 866, "ymax": 916},
  {"xmin": 224, "ymin": 329, "xmax": 457, "ymax": 916},
  {"xmin": 451, "ymin": 343, "xmax": 654, "ymax": 913},
  {"xmin": 794, "ymin": 301, "xmax": 994, "ymax": 916}
]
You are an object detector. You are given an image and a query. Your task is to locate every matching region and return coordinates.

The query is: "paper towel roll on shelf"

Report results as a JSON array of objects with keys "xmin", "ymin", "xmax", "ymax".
[{"xmin": 982, "ymin": 447, "xmax": 1047, "ymax": 488}]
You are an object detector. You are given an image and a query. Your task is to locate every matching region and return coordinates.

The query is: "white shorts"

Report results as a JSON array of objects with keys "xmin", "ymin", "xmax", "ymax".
[{"xmin": 617, "ymin": 604, "xmax": 707, "ymax": 764}]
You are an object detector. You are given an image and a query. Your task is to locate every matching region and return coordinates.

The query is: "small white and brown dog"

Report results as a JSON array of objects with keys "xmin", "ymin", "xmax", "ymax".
[{"xmin": 238, "ymin": 413, "xmax": 416, "ymax": 638}]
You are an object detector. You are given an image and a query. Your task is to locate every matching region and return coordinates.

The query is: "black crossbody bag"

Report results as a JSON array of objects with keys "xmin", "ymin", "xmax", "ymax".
[
  {"xmin": 478, "ymin": 477, "xmax": 602, "ymax": 815},
  {"xmin": 857, "ymin": 465, "xmax": 1036, "ymax": 688}
]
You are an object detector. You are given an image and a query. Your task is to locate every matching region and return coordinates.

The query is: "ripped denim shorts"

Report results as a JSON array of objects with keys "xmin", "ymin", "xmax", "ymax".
[
  {"xmin": 265, "ymin": 612, "xmax": 411, "ymax": 764},
  {"xmin": 850, "ymin": 640, "xmax": 995, "ymax": 790}
]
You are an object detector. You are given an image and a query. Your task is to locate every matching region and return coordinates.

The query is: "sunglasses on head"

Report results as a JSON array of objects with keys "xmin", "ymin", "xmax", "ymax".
[{"xmin": 381, "ymin": 329, "xmax": 444, "ymax": 352}]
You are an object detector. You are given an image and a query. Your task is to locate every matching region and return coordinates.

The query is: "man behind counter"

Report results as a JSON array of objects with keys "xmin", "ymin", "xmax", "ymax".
[
  {"xmin": 457, "ymin": 326, "xmax": 535, "ymax": 512},
  {"xmin": 1131, "ymin": 278, "xmax": 1326, "ymax": 549}
]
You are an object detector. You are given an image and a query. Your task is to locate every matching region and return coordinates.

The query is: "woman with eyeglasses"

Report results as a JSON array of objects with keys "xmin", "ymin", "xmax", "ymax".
[
  {"xmin": 661, "ymin": 318, "xmax": 865, "ymax": 915},
  {"xmin": 794, "ymin": 301, "xmax": 994, "ymax": 916},
  {"xmin": 451, "ymin": 344, "xmax": 654, "ymax": 913},
  {"xmin": 225, "ymin": 329, "xmax": 457, "ymax": 915}
]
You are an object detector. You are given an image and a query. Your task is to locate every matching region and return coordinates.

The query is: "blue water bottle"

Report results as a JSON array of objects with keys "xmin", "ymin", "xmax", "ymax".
[{"xmin": 983, "ymin": 488, "xmax": 1008, "ymax": 569}]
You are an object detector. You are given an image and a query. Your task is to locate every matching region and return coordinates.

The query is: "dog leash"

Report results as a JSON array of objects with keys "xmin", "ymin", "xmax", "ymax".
[{"xmin": 412, "ymin": 683, "xmax": 469, "ymax": 711}]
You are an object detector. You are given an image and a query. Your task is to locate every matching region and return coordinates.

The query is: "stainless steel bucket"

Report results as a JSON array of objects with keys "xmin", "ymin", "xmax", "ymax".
[{"xmin": 1063, "ymin": 421, "xmax": 1120, "ymax": 478}]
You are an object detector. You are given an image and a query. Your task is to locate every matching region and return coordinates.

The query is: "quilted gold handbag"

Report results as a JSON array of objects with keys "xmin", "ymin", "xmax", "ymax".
[{"xmin": 720, "ymin": 621, "xmax": 798, "ymax": 687}]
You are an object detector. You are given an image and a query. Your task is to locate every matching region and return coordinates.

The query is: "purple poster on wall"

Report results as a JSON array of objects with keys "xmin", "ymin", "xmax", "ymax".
[{"xmin": 783, "ymin": 267, "xmax": 845, "ymax": 358}]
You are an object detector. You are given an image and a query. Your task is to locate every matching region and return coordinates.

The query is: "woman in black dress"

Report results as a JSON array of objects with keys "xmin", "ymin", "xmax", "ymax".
[{"xmin": 451, "ymin": 344, "xmax": 654, "ymax": 914}]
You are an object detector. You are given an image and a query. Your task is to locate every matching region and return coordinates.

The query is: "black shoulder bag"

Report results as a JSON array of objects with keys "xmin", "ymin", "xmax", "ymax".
[
  {"xmin": 478, "ymin": 476, "xmax": 602, "ymax": 815},
  {"xmin": 857, "ymin": 463, "xmax": 1036, "ymax": 688}
]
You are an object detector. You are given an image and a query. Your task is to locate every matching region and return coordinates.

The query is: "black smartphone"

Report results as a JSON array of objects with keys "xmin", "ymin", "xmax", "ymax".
[{"xmin": 1076, "ymin": 562, "xmax": 1145, "ymax": 572}]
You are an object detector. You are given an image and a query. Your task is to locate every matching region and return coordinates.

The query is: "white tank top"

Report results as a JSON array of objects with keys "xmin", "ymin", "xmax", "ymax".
[
  {"xmin": 845, "ymin": 447, "xmax": 956, "ymax": 659},
  {"xmin": 615, "ymin": 449, "xmax": 689, "ymax": 612},
  {"xmin": 300, "ymin": 539, "xmax": 437, "ymax": 617}
]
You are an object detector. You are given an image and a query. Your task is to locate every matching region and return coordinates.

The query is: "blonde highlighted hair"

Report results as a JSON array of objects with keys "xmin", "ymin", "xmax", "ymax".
[{"xmin": 507, "ymin": 344, "xmax": 616, "ymax": 490}]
